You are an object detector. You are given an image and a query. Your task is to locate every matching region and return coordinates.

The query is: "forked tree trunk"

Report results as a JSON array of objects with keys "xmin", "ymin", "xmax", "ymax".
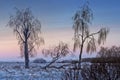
[{"xmin": 24, "ymin": 40, "xmax": 29, "ymax": 68}]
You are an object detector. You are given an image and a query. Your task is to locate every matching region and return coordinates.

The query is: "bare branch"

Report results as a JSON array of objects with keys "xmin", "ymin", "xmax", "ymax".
[
  {"xmin": 83, "ymin": 30, "xmax": 100, "ymax": 43},
  {"xmin": 28, "ymin": 46, "xmax": 34, "ymax": 54},
  {"xmin": 15, "ymin": 29, "xmax": 25, "ymax": 42},
  {"xmin": 42, "ymin": 42, "xmax": 70, "ymax": 68}
]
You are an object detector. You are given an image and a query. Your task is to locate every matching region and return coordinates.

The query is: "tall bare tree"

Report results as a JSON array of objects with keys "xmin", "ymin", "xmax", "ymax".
[
  {"xmin": 73, "ymin": 2, "xmax": 109, "ymax": 69},
  {"xmin": 8, "ymin": 8, "xmax": 44, "ymax": 68}
]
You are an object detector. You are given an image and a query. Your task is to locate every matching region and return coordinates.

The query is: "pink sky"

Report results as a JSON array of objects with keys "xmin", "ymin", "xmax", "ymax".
[{"xmin": 0, "ymin": 25, "xmax": 120, "ymax": 61}]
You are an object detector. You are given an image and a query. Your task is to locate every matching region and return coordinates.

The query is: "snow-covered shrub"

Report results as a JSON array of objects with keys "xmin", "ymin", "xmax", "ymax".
[{"xmin": 33, "ymin": 58, "xmax": 47, "ymax": 63}]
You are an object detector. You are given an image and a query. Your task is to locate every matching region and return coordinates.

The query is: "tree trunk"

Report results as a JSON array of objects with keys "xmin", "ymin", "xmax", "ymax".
[
  {"xmin": 24, "ymin": 40, "xmax": 29, "ymax": 68},
  {"xmin": 78, "ymin": 44, "xmax": 83, "ymax": 69},
  {"xmin": 76, "ymin": 44, "xmax": 83, "ymax": 80}
]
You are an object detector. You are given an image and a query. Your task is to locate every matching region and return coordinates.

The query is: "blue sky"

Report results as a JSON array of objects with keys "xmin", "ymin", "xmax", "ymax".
[
  {"xmin": 0, "ymin": 0, "xmax": 120, "ymax": 25},
  {"xmin": 0, "ymin": 0, "xmax": 120, "ymax": 60}
]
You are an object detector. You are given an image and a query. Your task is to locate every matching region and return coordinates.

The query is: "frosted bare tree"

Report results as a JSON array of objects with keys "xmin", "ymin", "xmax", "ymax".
[
  {"xmin": 8, "ymin": 8, "xmax": 44, "ymax": 68},
  {"xmin": 42, "ymin": 42, "xmax": 69, "ymax": 69},
  {"xmin": 73, "ymin": 2, "xmax": 109, "ymax": 69}
]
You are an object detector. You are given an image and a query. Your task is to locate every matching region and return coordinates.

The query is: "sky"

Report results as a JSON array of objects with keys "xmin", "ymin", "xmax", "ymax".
[{"xmin": 0, "ymin": 0, "xmax": 120, "ymax": 61}]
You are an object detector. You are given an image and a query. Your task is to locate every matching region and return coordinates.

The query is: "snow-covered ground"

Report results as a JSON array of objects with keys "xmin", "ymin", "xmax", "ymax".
[
  {"xmin": 1, "ymin": 62, "xmax": 118, "ymax": 80},
  {"xmin": 0, "ymin": 62, "xmax": 75, "ymax": 80}
]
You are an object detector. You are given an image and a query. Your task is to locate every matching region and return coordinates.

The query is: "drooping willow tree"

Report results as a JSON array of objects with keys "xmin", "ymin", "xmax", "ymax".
[
  {"xmin": 8, "ymin": 8, "xmax": 44, "ymax": 68},
  {"xmin": 73, "ymin": 2, "xmax": 109, "ymax": 68}
]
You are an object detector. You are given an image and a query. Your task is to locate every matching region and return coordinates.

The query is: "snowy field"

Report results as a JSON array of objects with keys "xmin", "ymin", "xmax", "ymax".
[
  {"xmin": 0, "ymin": 62, "xmax": 75, "ymax": 80},
  {"xmin": 0, "ymin": 62, "xmax": 119, "ymax": 80}
]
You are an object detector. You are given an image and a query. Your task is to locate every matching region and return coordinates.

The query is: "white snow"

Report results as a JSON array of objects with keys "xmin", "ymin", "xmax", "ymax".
[{"xmin": 0, "ymin": 62, "xmax": 78, "ymax": 80}]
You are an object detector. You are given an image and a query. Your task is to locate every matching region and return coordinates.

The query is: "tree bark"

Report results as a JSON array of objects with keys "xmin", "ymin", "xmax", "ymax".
[{"xmin": 24, "ymin": 40, "xmax": 29, "ymax": 68}]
